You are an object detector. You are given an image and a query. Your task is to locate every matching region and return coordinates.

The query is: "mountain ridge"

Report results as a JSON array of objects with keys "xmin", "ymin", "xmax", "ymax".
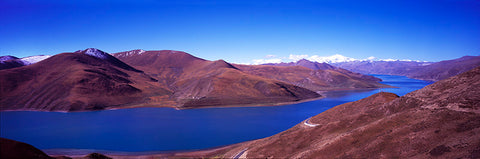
[{"xmin": 333, "ymin": 55, "xmax": 480, "ymax": 81}]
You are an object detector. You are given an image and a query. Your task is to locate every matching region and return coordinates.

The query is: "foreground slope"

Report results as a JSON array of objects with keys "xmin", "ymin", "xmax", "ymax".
[
  {"xmin": 0, "ymin": 138, "xmax": 53, "ymax": 159},
  {"xmin": 0, "ymin": 48, "xmax": 171, "ymax": 111},
  {"xmin": 223, "ymin": 66, "xmax": 480, "ymax": 158},
  {"xmin": 114, "ymin": 50, "xmax": 321, "ymax": 108}
]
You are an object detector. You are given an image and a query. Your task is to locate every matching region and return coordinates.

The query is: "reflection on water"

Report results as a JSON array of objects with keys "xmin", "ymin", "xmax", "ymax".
[{"xmin": 0, "ymin": 75, "xmax": 433, "ymax": 153}]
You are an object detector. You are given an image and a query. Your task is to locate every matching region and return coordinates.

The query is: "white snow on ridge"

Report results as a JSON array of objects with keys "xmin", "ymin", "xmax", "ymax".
[
  {"xmin": 302, "ymin": 54, "xmax": 425, "ymax": 63},
  {"xmin": 21, "ymin": 55, "xmax": 52, "ymax": 65},
  {"xmin": 307, "ymin": 54, "xmax": 357, "ymax": 63},
  {"xmin": 84, "ymin": 48, "xmax": 109, "ymax": 59},
  {"xmin": 117, "ymin": 49, "xmax": 146, "ymax": 57},
  {"xmin": 250, "ymin": 53, "xmax": 428, "ymax": 65},
  {"xmin": 0, "ymin": 56, "xmax": 18, "ymax": 62}
]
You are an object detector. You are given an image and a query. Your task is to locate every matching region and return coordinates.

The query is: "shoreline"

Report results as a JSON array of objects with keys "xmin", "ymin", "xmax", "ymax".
[
  {"xmin": 44, "ymin": 142, "xmax": 244, "ymax": 158},
  {"xmin": 0, "ymin": 87, "xmax": 399, "ymax": 113},
  {"xmin": 0, "ymin": 96, "xmax": 327, "ymax": 112}
]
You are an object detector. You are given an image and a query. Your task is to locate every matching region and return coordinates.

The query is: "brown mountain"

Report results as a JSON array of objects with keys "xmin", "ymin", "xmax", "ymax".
[
  {"xmin": 407, "ymin": 55, "xmax": 480, "ymax": 81},
  {"xmin": 113, "ymin": 50, "xmax": 321, "ymax": 108},
  {"xmin": 221, "ymin": 66, "xmax": 480, "ymax": 158},
  {"xmin": 0, "ymin": 49, "xmax": 321, "ymax": 111},
  {"xmin": 0, "ymin": 48, "xmax": 171, "ymax": 111},
  {"xmin": 0, "ymin": 55, "xmax": 25, "ymax": 70},
  {"xmin": 235, "ymin": 63, "xmax": 390, "ymax": 92},
  {"xmin": 333, "ymin": 55, "xmax": 480, "ymax": 81},
  {"xmin": 264, "ymin": 59, "xmax": 336, "ymax": 70},
  {"xmin": 1, "ymin": 48, "xmax": 394, "ymax": 111}
]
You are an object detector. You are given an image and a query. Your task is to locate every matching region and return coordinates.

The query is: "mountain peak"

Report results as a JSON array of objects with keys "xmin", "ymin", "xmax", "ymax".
[
  {"xmin": 0, "ymin": 56, "xmax": 19, "ymax": 62},
  {"xmin": 20, "ymin": 55, "xmax": 52, "ymax": 65},
  {"xmin": 83, "ymin": 48, "xmax": 109, "ymax": 59}
]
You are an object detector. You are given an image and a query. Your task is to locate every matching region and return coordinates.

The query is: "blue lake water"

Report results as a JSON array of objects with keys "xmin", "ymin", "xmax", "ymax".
[{"xmin": 0, "ymin": 75, "xmax": 433, "ymax": 154}]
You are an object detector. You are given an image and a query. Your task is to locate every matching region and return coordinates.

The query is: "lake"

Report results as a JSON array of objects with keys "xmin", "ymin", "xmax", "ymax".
[{"xmin": 0, "ymin": 75, "xmax": 433, "ymax": 155}]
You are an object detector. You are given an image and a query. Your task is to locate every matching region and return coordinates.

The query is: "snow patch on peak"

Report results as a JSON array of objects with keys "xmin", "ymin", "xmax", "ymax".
[
  {"xmin": 21, "ymin": 55, "xmax": 52, "ymax": 65},
  {"xmin": 84, "ymin": 48, "xmax": 109, "ymax": 59},
  {"xmin": 119, "ymin": 49, "xmax": 146, "ymax": 57}
]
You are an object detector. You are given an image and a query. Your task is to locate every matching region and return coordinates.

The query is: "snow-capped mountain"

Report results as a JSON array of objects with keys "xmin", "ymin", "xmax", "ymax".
[
  {"xmin": 1, "ymin": 55, "xmax": 52, "ymax": 70},
  {"xmin": 83, "ymin": 48, "xmax": 110, "ymax": 59},
  {"xmin": 0, "ymin": 56, "xmax": 19, "ymax": 62},
  {"xmin": 114, "ymin": 49, "xmax": 146, "ymax": 58},
  {"xmin": 21, "ymin": 55, "xmax": 52, "ymax": 65},
  {"xmin": 296, "ymin": 54, "xmax": 426, "ymax": 64},
  {"xmin": 306, "ymin": 54, "xmax": 357, "ymax": 63}
]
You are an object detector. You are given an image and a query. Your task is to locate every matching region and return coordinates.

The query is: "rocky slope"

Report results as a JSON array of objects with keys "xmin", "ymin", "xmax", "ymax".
[
  {"xmin": 222, "ymin": 66, "xmax": 480, "ymax": 158},
  {"xmin": 333, "ymin": 55, "xmax": 480, "ymax": 81}
]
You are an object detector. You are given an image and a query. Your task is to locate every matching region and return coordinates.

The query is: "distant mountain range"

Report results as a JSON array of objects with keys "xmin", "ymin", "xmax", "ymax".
[
  {"xmin": 332, "ymin": 55, "xmax": 480, "ymax": 81},
  {"xmin": 266, "ymin": 55, "xmax": 480, "ymax": 81},
  {"xmin": 245, "ymin": 60, "xmax": 389, "ymax": 91},
  {"xmin": 0, "ymin": 55, "xmax": 51, "ymax": 70},
  {"xmin": 1, "ymin": 48, "xmax": 390, "ymax": 111},
  {"xmin": 220, "ymin": 66, "xmax": 480, "ymax": 158}
]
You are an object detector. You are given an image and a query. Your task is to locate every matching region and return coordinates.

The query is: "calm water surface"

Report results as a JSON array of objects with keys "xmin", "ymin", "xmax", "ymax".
[{"xmin": 0, "ymin": 75, "xmax": 432, "ymax": 154}]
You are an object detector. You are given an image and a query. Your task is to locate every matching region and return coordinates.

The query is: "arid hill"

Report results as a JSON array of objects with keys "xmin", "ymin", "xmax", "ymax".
[
  {"xmin": 333, "ymin": 55, "xmax": 480, "ymax": 81},
  {"xmin": 115, "ymin": 50, "xmax": 390, "ymax": 94},
  {"xmin": 0, "ymin": 48, "xmax": 171, "ymax": 111},
  {"xmin": 406, "ymin": 55, "xmax": 480, "ymax": 81},
  {"xmin": 113, "ymin": 50, "xmax": 321, "ymax": 108},
  {"xmin": 221, "ymin": 66, "xmax": 480, "ymax": 158},
  {"xmin": 1, "ymin": 48, "xmax": 395, "ymax": 111},
  {"xmin": 0, "ymin": 55, "xmax": 24, "ymax": 70},
  {"xmin": 237, "ymin": 62, "xmax": 389, "ymax": 91},
  {"xmin": 0, "ymin": 49, "xmax": 321, "ymax": 111}
]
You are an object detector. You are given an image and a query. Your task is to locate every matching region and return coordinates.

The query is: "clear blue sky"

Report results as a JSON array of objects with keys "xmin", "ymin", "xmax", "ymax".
[{"xmin": 1, "ymin": 0, "xmax": 479, "ymax": 63}]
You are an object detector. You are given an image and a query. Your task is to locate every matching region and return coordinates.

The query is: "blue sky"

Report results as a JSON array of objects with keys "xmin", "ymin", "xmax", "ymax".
[{"xmin": 1, "ymin": 0, "xmax": 479, "ymax": 63}]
